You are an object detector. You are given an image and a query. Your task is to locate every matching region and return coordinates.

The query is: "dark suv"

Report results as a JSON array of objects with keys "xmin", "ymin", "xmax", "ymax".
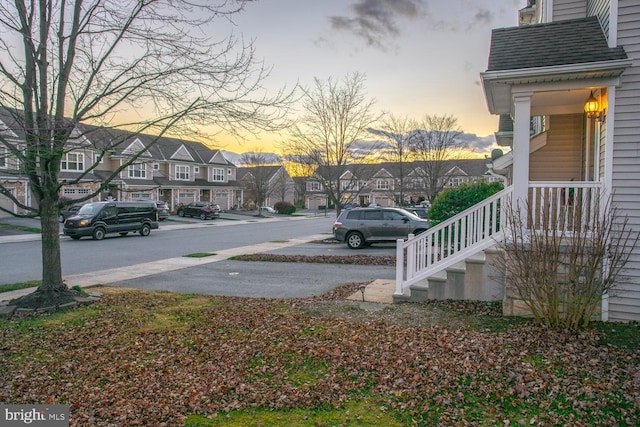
[
  {"xmin": 333, "ymin": 207, "xmax": 430, "ymax": 249},
  {"xmin": 177, "ymin": 202, "xmax": 221, "ymax": 220}
]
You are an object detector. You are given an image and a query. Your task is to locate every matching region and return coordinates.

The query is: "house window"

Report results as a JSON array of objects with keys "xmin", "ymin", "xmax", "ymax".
[
  {"xmin": 62, "ymin": 188, "xmax": 90, "ymax": 196},
  {"xmin": 376, "ymin": 180, "xmax": 389, "ymax": 190},
  {"xmin": 212, "ymin": 168, "xmax": 224, "ymax": 182},
  {"xmin": 194, "ymin": 166, "xmax": 200, "ymax": 174},
  {"xmin": 0, "ymin": 147, "xmax": 6, "ymax": 168},
  {"xmin": 131, "ymin": 192, "xmax": 151, "ymax": 200},
  {"xmin": 341, "ymin": 181, "xmax": 358, "ymax": 191},
  {"xmin": 61, "ymin": 152, "xmax": 84, "ymax": 171},
  {"xmin": 228, "ymin": 169, "xmax": 232, "ymax": 175},
  {"xmin": 128, "ymin": 163, "xmax": 147, "ymax": 179},
  {"xmin": 307, "ymin": 181, "xmax": 322, "ymax": 191},
  {"xmin": 152, "ymin": 163, "xmax": 159, "ymax": 171},
  {"xmin": 175, "ymin": 165, "xmax": 190, "ymax": 180},
  {"xmin": 411, "ymin": 179, "xmax": 425, "ymax": 189},
  {"xmin": 93, "ymin": 153, "xmax": 104, "ymax": 164},
  {"xmin": 448, "ymin": 177, "xmax": 464, "ymax": 187}
]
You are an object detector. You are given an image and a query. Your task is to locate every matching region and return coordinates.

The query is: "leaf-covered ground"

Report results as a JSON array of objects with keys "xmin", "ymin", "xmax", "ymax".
[
  {"xmin": 1, "ymin": 286, "xmax": 638, "ymax": 426},
  {"xmin": 231, "ymin": 253, "xmax": 397, "ymax": 266}
]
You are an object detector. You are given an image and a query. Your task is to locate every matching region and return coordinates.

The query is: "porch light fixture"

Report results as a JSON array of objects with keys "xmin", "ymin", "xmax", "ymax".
[{"xmin": 584, "ymin": 91, "xmax": 603, "ymax": 121}]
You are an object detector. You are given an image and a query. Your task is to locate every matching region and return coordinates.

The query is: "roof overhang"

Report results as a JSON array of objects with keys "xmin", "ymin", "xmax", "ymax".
[
  {"xmin": 490, "ymin": 151, "xmax": 513, "ymax": 174},
  {"xmin": 481, "ymin": 58, "xmax": 632, "ymax": 115}
]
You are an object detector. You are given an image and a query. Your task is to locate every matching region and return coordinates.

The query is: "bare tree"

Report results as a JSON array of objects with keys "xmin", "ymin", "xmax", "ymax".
[
  {"xmin": 408, "ymin": 114, "xmax": 465, "ymax": 202},
  {"xmin": 240, "ymin": 150, "xmax": 280, "ymax": 214},
  {"xmin": 368, "ymin": 114, "xmax": 414, "ymax": 206},
  {"xmin": 495, "ymin": 197, "xmax": 638, "ymax": 329},
  {"xmin": 272, "ymin": 166, "xmax": 294, "ymax": 204},
  {"xmin": 282, "ymin": 72, "xmax": 381, "ymax": 215},
  {"xmin": 0, "ymin": 0, "xmax": 292, "ymax": 309}
]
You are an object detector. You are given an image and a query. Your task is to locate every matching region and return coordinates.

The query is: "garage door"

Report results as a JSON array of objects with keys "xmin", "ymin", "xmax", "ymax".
[
  {"xmin": 0, "ymin": 190, "xmax": 16, "ymax": 217},
  {"xmin": 215, "ymin": 192, "xmax": 229, "ymax": 210},
  {"xmin": 177, "ymin": 192, "xmax": 195, "ymax": 204}
]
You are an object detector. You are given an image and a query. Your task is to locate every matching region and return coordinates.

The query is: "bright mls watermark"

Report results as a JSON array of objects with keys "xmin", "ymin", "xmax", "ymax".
[{"xmin": 1, "ymin": 405, "xmax": 68, "ymax": 426}]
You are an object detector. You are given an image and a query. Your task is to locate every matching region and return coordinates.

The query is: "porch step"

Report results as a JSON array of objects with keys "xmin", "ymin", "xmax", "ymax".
[{"xmin": 402, "ymin": 247, "xmax": 505, "ymax": 303}]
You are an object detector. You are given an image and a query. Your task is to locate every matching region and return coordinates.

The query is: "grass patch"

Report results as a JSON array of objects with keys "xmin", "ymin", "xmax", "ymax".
[
  {"xmin": 184, "ymin": 399, "xmax": 405, "ymax": 427},
  {"xmin": 593, "ymin": 321, "xmax": 640, "ymax": 349},
  {"xmin": 0, "ymin": 223, "xmax": 41, "ymax": 233},
  {"xmin": 0, "ymin": 280, "xmax": 40, "ymax": 293},
  {"xmin": 70, "ymin": 285, "xmax": 88, "ymax": 295},
  {"xmin": 183, "ymin": 252, "xmax": 217, "ymax": 258}
]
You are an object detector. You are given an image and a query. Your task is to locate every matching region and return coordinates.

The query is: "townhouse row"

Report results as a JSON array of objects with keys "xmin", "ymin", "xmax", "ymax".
[
  {"xmin": 0, "ymin": 107, "xmax": 494, "ymax": 216},
  {"xmin": 300, "ymin": 159, "xmax": 499, "ymax": 209}
]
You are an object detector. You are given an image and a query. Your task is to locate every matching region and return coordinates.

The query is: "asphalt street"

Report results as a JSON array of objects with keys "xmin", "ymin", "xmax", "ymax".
[{"xmin": 0, "ymin": 212, "xmax": 397, "ymax": 301}]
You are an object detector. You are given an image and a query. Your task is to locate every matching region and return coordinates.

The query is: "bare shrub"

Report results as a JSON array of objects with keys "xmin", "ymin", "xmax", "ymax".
[{"xmin": 494, "ymin": 196, "xmax": 638, "ymax": 329}]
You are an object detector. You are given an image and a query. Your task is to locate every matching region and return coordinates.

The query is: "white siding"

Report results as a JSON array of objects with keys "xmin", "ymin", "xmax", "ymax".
[
  {"xmin": 609, "ymin": 0, "xmax": 640, "ymax": 321},
  {"xmin": 588, "ymin": 0, "xmax": 611, "ymax": 35},
  {"xmin": 553, "ymin": 0, "xmax": 588, "ymax": 20},
  {"xmin": 598, "ymin": 119, "xmax": 607, "ymax": 180}
]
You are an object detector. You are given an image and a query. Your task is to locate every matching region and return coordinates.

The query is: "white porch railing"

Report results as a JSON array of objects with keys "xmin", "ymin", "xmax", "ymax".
[
  {"xmin": 395, "ymin": 186, "xmax": 512, "ymax": 295},
  {"xmin": 394, "ymin": 181, "xmax": 603, "ymax": 297},
  {"xmin": 528, "ymin": 181, "xmax": 603, "ymax": 233}
]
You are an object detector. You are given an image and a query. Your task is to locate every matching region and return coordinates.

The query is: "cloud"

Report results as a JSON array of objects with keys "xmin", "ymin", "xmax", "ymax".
[
  {"xmin": 457, "ymin": 132, "xmax": 496, "ymax": 153},
  {"xmin": 464, "ymin": 7, "xmax": 495, "ymax": 31},
  {"xmin": 328, "ymin": 0, "xmax": 424, "ymax": 49},
  {"xmin": 224, "ymin": 150, "xmax": 282, "ymax": 166},
  {"xmin": 473, "ymin": 8, "xmax": 494, "ymax": 25}
]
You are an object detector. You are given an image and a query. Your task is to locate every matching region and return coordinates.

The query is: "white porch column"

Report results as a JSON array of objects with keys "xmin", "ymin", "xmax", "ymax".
[{"xmin": 512, "ymin": 92, "xmax": 532, "ymax": 219}]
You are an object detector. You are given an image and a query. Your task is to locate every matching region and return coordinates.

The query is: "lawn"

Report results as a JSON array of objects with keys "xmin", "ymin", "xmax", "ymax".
[{"xmin": 0, "ymin": 286, "xmax": 638, "ymax": 426}]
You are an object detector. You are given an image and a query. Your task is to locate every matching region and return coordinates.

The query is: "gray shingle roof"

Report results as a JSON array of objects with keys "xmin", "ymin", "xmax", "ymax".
[{"xmin": 487, "ymin": 16, "xmax": 627, "ymax": 72}]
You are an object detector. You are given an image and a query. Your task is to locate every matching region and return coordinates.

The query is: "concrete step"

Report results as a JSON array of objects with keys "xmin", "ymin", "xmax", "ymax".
[{"xmin": 402, "ymin": 246, "xmax": 505, "ymax": 303}]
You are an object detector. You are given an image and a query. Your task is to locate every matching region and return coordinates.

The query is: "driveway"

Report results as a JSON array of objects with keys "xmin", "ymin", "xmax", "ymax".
[{"xmin": 103, "ymin": 259, "xmax": 395, "ymax": 299}]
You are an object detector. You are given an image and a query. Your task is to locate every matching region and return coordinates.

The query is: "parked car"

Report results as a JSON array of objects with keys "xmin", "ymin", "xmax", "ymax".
[
  {"xmin": 63, "ymin": 201, "xmax": 159, "ymax": 240},
  {"xmin": 154, "ymin": 201, "xmax": 170, "ymax": 221},
  {"xmin": 409, "ymin": 206, "xmax": 429, "ymax": 219},
  {"xmin": 333, "ymin": 207, "xmax": 430, "ymax": 249},
  {"xmin": 177, "ymin": 202, "xmax": 220, "ymax": 220},
  {"xmin": 342, "ymin": 203, "xmax": 359, "ymax": 210},
  {"xmin": 260, "ymin": 206, "xmax": 276, "ymax": 214},
  {"xmin": 59, "ymin": 204, "xmax": 82, "ymax": 223}
]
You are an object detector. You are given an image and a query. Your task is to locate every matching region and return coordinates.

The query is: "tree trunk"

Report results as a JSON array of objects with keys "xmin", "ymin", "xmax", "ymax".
[
  {"xmin": 9, "ymin": 195, "xmax": 77, "ymax": 310},
  {"xmin": 38, "ymin": 196, "xmax": 66, "ymax": 292}
]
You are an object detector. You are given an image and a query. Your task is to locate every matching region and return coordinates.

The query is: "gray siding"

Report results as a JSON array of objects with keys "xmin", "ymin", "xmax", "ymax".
[
  {"xmin": 610, "ymin": 0, "xmax": 640, "ymax": 321},
  {"xmin": 588, "ymin": 0, "xmax": 611, "ymax": 35},
  {"xmin": 554, "ymin": 0, "xmax": 588, "ymax": 20}
]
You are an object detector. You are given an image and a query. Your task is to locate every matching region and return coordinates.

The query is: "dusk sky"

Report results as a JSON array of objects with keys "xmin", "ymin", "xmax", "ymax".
[{"xmin": 210, "ymin": 0, "xmax": 521, "ymax": 156}]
